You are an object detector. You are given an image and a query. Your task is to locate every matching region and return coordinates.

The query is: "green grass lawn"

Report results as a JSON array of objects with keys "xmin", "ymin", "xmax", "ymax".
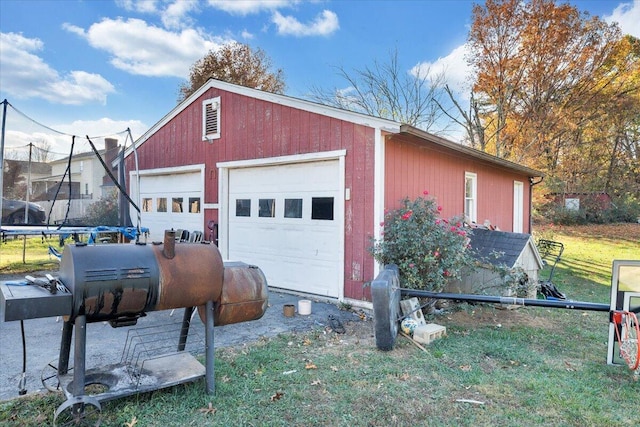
[
  {"xmin": 0, "ymin": 236, "xmax": 60, "ymax": 274},
  {"xmin": 1, "ymin": 225, "xmax": 639, "ymax": 426}
]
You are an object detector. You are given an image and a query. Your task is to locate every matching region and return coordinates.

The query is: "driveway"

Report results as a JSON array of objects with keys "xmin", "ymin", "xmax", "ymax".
[{"xmin": 0, "ymin": 286, "xmax": 355, "ymax": 401}]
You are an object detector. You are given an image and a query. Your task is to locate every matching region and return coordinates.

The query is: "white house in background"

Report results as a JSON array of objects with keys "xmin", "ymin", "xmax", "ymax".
[{"xmin": 33, "ymin": 139, "xmax": 120, "ymax": 223}]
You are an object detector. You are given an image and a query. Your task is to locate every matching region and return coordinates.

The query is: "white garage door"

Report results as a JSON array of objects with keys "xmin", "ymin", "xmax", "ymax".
[
  {"xmin": 132, "ymin": 171, "xmax": 203, "ymax": 242},
  {"xmin": 228, "ymin": 160, "xmax": 342, "ymax": 297}
]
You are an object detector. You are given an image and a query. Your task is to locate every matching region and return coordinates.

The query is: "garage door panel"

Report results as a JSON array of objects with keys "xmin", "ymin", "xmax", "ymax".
[
  {"xmin": 228, "ymin": 161, "xmax": 342, "ymax": 298},
  {"xmin": 133, "ymin": 171, "xmax": 203, "ymax": 242}
]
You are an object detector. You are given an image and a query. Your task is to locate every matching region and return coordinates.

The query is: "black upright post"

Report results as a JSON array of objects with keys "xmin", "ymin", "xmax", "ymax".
[
  {"xmin": 178, "ymin": 307, "xmax": 194, "ymax": 352},
  {"xmin": 73, "ymin": 315, "xmax": 87, "ymax": 398},
  {"xmin": 205, "ymin": 300, "xmax": 215, "ymax": 394},
  {"xmin": 58, "ymin": 320, "xmax": 73, "ymax": 375}
]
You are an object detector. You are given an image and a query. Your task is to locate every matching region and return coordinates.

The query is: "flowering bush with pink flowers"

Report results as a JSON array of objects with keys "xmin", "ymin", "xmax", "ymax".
[{"xmin": 370, "ymin": 193, "xmax": 475, "ymax": 292}]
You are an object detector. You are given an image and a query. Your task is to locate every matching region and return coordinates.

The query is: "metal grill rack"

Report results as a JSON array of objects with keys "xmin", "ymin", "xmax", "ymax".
[{"xmin": 121, "ymin": 317, "xmax": 205, "ymax": 386}]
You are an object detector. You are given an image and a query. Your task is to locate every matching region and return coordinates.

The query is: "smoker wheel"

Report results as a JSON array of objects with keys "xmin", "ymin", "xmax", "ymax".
[
  {"xmin": 41, "ymin": 359, "xmax": 72, "ymax": 393},
  {"xmin": 54, "ymin": 395, "xmax": 101, "ymax": 427}
]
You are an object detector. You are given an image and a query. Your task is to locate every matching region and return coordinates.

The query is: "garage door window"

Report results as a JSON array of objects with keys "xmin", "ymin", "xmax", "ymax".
[
  {"xmin": 259, "ymin": 199, "xmax": 275, "ymax": 218},
  {"xmin": 172, "ymin": 197, "xmax": 183, "ymax": 213},
  {"xmin": 157, "ymin": 198, "xmax": 167, "ymax": 212},
  {"xmin": 142, "ymin": 198, "xmax": 152, "ymax": 212},
  {"xmin": 236, "ymin": 199, "xmax": 251, "ymax": 217},
  {"xmin": 311, "ymin": 197, "xmax": 334, "ymax": 220},
  {"xmin": 284, "ymin": 199, "xmax": 303, "ymax": 218},
  {"xmin": 189, "ymin": 198, "xmax": 200, "ymax": 213}
]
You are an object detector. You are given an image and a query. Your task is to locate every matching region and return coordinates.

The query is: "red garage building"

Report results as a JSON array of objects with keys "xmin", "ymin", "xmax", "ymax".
[{"xmin": 124, "ymin": 79, "xmax": 542, "ymax": 305}]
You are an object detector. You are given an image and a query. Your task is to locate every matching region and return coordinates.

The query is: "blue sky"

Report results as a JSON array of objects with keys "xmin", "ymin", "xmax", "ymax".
[{"xmin": 1, "ymin": 0, "xmax": 638, "ymax": 156}]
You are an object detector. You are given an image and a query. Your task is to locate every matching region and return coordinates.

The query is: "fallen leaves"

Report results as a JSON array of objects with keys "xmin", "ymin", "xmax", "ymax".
[
  {"xmin": 355, "ymin": 309, "xmax": 368, "ymax": 321},
  {"xmin": 124, "ymin": 416, "xmax": 138, "ymax": 427},
  {"xmin": 270, "ymin": 391, "xmax": 284, "ymax": 401},
  {"xmin": 398, "ymin": 372, "xmax": 411, "ymax": 381},
  {"xmin": 198, "ymin": 402, "xmax": 217, "ymax": 416}
]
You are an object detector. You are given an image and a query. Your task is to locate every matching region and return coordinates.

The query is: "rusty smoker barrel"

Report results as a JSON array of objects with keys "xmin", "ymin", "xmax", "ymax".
[
  {"xmin": 59, "ymin": 233, "xmax": 224, "ymax": 325},
  {"xmin": 198, "ymin": 261, "xmax": 269, "ymax": 326}
]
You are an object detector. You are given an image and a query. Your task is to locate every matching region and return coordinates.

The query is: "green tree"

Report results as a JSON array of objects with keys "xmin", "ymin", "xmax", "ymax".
[
  {"xmin": 2, "ymin": 160, "xmax": 25, "ymax": 199},
  {"xmin": 83, "ymin": 191, "xmax": 119, "ymax": 226}
]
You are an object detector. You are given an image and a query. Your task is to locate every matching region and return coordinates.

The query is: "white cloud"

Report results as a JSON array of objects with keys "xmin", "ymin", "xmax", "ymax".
[
  {"xmin": 603, "ymin": 0, "xmax": 640, "ymax": 38},
  {"xmin": 65, "ymin": 18, "xmax": 229, "ymax": 78},
  {"xmin": 241, "ymin": 29, "xmax": 255, "ymax": 40},
  {"xmin": 272, "ymin": 9, "xmax": 339, "ymax": 37},
  {"xmin": 207, "ymin": 0, "xmax": 297, "ymax": 16},
  {"xmin": 62, "ymin": 23, "xmax": 85, "ymax": 37},
  {"xmin": 0, "ymin": 32, "xmax": 115, "ymax": 105},
  {"xmin": 411, "ymin": 44, "xmax": 472, "ymax": 99},
  {"xmin": 116, "ymin": 0, "xmax": 161, "ymax": 14},
  {"xmin": 117, "ymin": 1, "xmax": 200, "ymax": 30},
  {"xmin": 161, "ymin": 1, "xmax": 200, "ymax": 30}
]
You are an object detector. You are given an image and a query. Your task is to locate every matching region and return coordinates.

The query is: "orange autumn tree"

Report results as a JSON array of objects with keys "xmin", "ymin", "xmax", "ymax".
[
  {"xmin": 465, "ymin": 0, "xmax": 639, "ymax": 203},
  {"xmin": 179, "ymin": 42, "xmax": 285, "ymax": 102}
]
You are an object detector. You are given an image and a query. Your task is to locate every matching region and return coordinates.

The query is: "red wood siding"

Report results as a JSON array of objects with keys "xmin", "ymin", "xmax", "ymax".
[
  {"xmin": 125, "ymin": 88, "xmax": 377, "ymax": 301},
  {"xmin": 384, "ymin": 135, "xmax": 532, "ymax": 233}
]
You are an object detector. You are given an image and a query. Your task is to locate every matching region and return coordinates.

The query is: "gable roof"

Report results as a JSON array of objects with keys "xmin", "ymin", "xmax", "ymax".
[
  {"xmin": 124, "ymin": 78, "xmax": 401, "ymax": 159},
  {"xmin": 123, "ymin": 79, "xmax": 543, "ymax": 179},
  {"xmin": 469, "ymin": 228, "xmax": 543, "ymax": 269}
]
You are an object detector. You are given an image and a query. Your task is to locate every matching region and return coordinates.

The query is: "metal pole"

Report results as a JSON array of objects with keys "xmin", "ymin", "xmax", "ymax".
[
  {"xmin": 73, "ymin": 315, "xmax": 87, "ymax": 398},
  {"xmin": 118, "ymin": 149, "xmax": 127, "ymax": 226},
  {"xmin": 178, "ymin": 307, "xmax": 194, "ymax": 352},
  {"xmin": 25, "ymin": 143, "xmax": 32, "ymax": 223},
  {"xmin": 400, "ymin": 288, "xmax": 610, "ymax": 312},
  {"xmin": 1, "ymin": 99, "xmax": 8, "ymax": 228},
  {"xmin": 22, "ymin": 143, "xmax": 33, "ymax": 263},
  {"xmin": 205, "ymin": 300, "xmax": 215, "ymax": 395},
  {"xmin": 58, "ymin": 320, "xmax": 74, "ymax": 375}
]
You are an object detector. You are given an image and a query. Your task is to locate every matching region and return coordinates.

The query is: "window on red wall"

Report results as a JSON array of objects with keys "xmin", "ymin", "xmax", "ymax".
[{"xmin": 464, "ymin": 172, "xmax": 477, "ymax": 223}]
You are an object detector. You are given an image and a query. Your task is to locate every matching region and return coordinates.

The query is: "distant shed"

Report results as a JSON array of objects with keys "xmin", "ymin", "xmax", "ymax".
[{"xmin": 447, "ymin": 228, "xmax": 544, "ymax": 298}]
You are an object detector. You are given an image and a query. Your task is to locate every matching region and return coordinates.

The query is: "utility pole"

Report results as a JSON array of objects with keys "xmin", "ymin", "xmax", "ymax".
[
  {"xmin": 1, "ymin": 99, "xmax": 8, "ymax": 227},
  {"xmin": 24, "ymin": 142, "xmax": 32, "ymax": 224}
]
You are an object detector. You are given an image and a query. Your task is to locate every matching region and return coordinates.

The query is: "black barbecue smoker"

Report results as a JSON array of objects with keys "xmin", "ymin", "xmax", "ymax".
[{"xmin": 0, "ymin": 230, "xmax": 269, "ymax": 426}]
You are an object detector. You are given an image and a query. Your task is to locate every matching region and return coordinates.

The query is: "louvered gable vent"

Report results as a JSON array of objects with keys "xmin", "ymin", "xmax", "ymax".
[
  {"xmin": 205, "ymin": 103, "xmax": 218, "ymax": 134},
  {"xmin": 202, "ymin": 97, "xmax": 221, "ymax": 141}
]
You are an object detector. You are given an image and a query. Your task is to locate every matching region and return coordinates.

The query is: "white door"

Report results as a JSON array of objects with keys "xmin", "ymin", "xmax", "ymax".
[
  {"xmin": 513, "ymin": 181, "xmax": 524, "ymax": 233},
  {"xmin": 227, "ymin": 160, "xmax": 342, "ymax": 297},
  {"xmin": 131, "ymin": 170, "xmax": 203, "ymax": 242}
]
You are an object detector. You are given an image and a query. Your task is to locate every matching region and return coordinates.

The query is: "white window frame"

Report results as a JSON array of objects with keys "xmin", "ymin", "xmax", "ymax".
[
  {"xmin": 464, "ymin": 172, "xmax": 477, "ymax": 223},
  {"xmin": 513, "ymin": 180, "xmax": 524, "ymax": 233},
  {"xmin": 202, "ymin": 97, "xmax": 221, "ymax": 141}
]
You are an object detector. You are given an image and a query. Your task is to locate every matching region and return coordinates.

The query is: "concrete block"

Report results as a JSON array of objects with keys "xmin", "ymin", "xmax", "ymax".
[
  {"xmin": 400, "ymin": 297, "xmax": 426, "ymax": 326},
  {"xmin": 413, "ymin": 323, "xmax": 446, "ymax": 345}
]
